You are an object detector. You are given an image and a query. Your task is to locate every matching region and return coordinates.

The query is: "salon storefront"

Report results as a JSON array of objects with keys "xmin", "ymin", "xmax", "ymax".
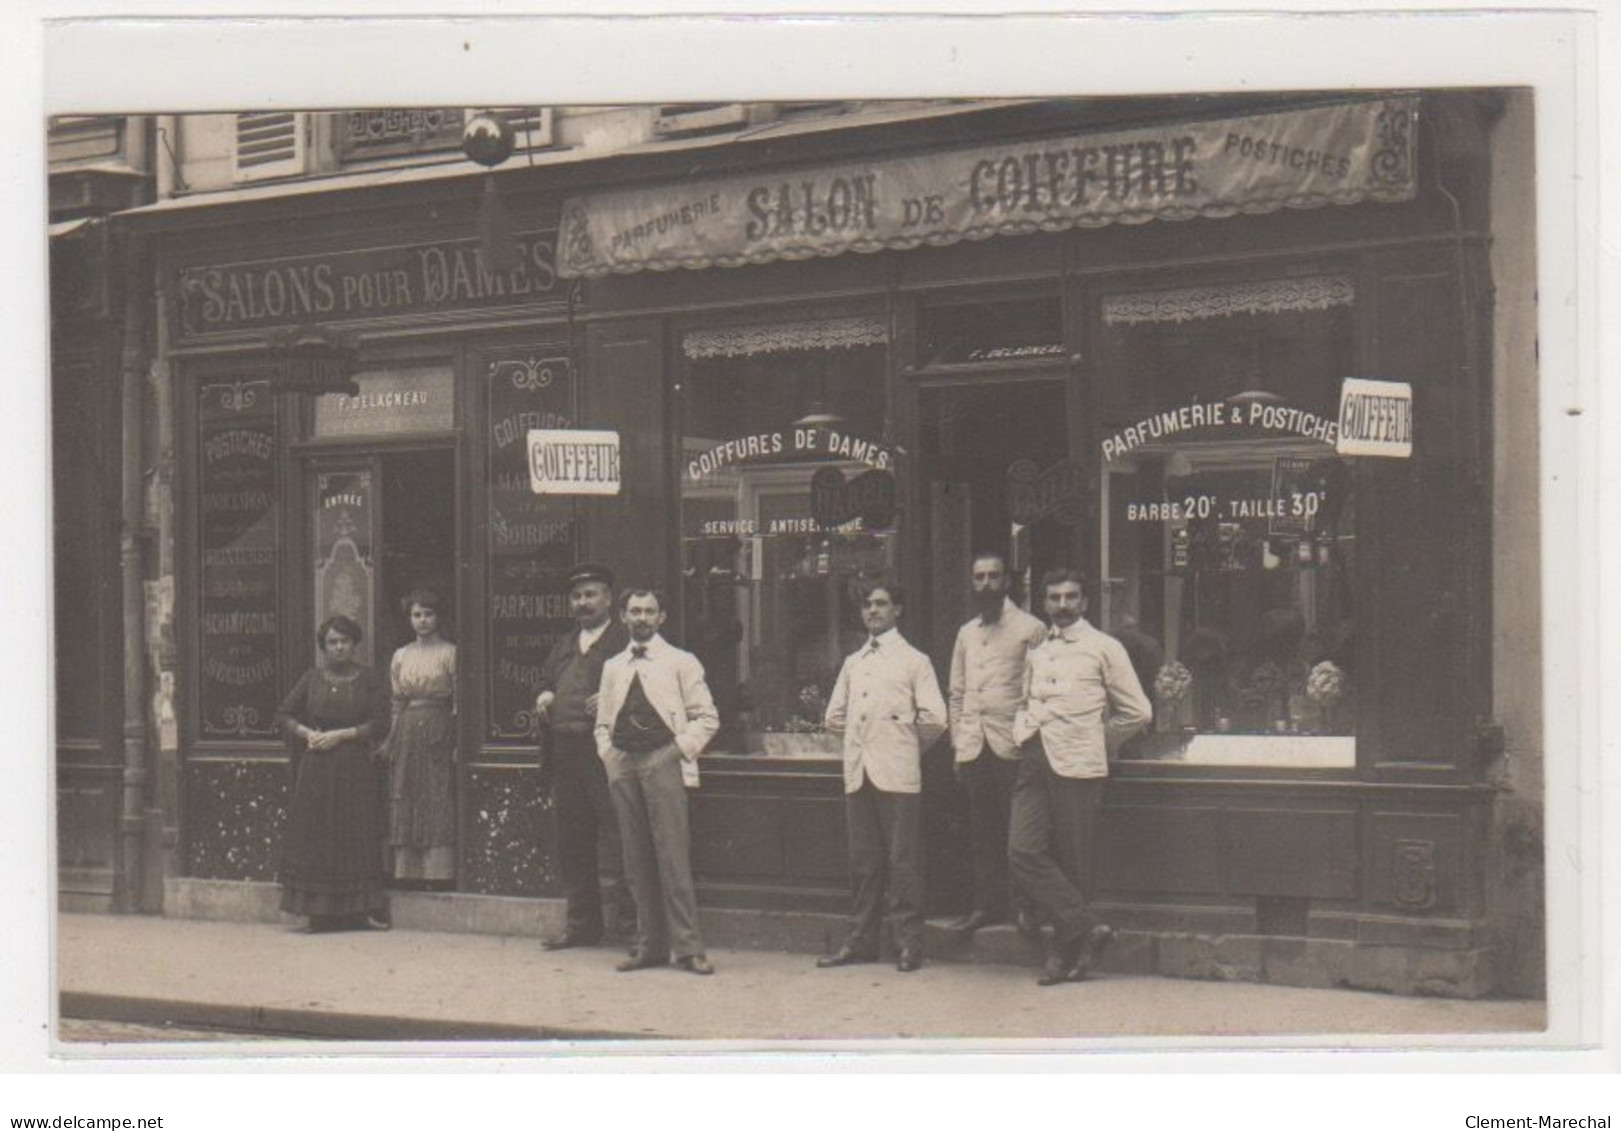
[{"xmin": 134, "ymin": 91, "xmax": 1526, "ymax": 995}]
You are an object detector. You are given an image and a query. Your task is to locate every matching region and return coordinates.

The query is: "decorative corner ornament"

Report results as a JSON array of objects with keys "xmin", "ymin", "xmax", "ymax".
[{"xmin": 1392, "ymin": 838, "xmax": 1437, "ymax": 910}]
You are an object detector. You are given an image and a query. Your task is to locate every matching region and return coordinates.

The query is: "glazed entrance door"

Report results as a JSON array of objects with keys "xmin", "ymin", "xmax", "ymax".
[
  {"xmin": 306, "ymin": 449, "xmax": 456, "ymax": 667},
  {"xmin": 917, "ymin": 379, "xmax": 1072, "ymax": 656}
]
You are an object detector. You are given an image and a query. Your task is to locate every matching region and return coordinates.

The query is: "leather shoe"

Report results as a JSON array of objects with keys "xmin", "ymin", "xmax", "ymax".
[
  {"xmin": 1036, "ymin": 937, "xmax": 1084, "ymax": 987},
  {"xmin": 816, "ymin": 945, "xmax": 877, "ymax": 968},
  {"xmin": 950, "ymin": 910, "xmax": 996, "ymax": 935},
  {"xmin": 1014, "ymin": 909, "xmax": 1043, "ymax": 939},
  {"xmin": 674, "ymin": 954, "xmax": 715, "ymax": 976},
  {"xmin": 615, "ymin": 951, "xmax": 668, "ymax": 973},
  {"xmin": 1069, "ymin": 924, "xmax": 1116, "ymax": 981},
  {"xmin": 895, "ymin": 947, "xmax": 923, "ymax": 973},
  {"xmin": 541, "ymin": 931, "xmax": 600, "ymax": 951}
]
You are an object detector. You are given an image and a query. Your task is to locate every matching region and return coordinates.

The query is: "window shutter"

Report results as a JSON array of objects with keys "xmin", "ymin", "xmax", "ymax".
[
  {"xmin": 233, "ymin": 112, "xmax": 307, "ymax": 182},
  {"xmin": 653, "ymin": 103, "xmax": 749, "ymax": 138}
]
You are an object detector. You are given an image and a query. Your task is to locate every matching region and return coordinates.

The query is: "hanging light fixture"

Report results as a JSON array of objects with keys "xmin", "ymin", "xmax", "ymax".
[{"xmin": 462, "ymin": 111, "xmax": 521, "ymax": 273}]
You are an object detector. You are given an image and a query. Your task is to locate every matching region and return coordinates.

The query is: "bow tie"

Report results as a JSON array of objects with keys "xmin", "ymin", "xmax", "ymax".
[
  {"xmin": 631, "ymin": 644, "xmax": 649, "ymax": 658},
  {"xmin": 866, "ymin": 639, "xmax": 882, "ymax": 655}
]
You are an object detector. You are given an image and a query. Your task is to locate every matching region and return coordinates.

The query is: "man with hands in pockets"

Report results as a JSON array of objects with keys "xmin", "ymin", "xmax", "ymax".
[
  {"xmin": 594, "ymin": 587, "xmax": 720, "ymax": 976},
  {"xmin": 1011, "ymin": 568, "xmax": 1151, "ymax": 986},
  {"xmin": 818, "ymin": 578, "xmax": 948, "ymax": 974}
]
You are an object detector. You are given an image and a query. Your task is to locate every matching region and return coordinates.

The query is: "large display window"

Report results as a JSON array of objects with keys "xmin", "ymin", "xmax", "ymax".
[
  {"xmin": 677, "ymin": 322, "xmax": 895, "ymax": 754},
  {"xmin": 1096, "ymin": 273, "xmax": 1358, "ymax": 768}
]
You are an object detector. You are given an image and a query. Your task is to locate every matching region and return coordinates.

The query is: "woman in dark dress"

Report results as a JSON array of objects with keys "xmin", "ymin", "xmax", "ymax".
[{"xmin": 276, "ymin": 615, "xmax": 391, "ymax": 932}]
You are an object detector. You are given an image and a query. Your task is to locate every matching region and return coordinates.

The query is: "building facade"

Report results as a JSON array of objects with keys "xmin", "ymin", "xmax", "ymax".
[{"xmin": 49, "ymin": 93, "xmax": 1544, "ymax": 997}]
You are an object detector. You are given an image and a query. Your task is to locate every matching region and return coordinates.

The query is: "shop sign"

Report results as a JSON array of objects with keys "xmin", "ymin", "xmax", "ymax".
[
  {"xmin": 527, "ymin": 429, "xmax": 622, "ymax": 496},
  {"xmin": 312, "ymin": 365, "xmax": 455, "ymax": 439},
  {"xmin": 1102, "ymin": 398, "xmax": 1340, "ymax": 462},
  {"xmin": 1336, "ymin": 378, "xmax": 1413, "ymax": 458},
  {"xmin": 684, "ymin": 426, "xmax": 895, "ymax": 483},
  {"xmin": 810, "ymin": 466, "xmax": 897, "ymax": 530},
  {"xmin": 176, "ymin": 229, "xmax": 563, "ymax": 338},
  {"xmin": 270, "ymin": 326, "xmax": 360, "ymax": 398},
  {"xmin": 1008, "ymin": 458, "xmax": 1086, "ymax": 526},
  {"xmin": 559, "ymin": 97, "xmax": 1417, "ymax": 278}
]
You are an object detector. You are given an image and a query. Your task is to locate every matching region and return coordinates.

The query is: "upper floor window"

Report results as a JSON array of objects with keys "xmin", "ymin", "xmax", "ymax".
[
  {"xmin": 233, "ymin": 112, "xmax": 308, "ymax": 182},
  {"xmin": 653, "ymin": 103, "xmax": 753, "ymax": 138},
  {"xmin": 337, "ymin": 108, "xmax": 467, "ymax": 162},
  {"xmin": 334, "ymin": 107, "xmax": 555, "ymax": 165},
  {"xmin": 48, "ymin": 116, "xmax": 129, "ymax": 169},
  {"xmin": 233, "ymin": 109, "xmax": 556, "ymax": 183}
]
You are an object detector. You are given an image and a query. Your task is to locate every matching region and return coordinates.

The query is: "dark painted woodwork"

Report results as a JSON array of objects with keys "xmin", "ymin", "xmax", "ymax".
[
  {"xmin": 1099, "ymin": 804, "xmax": 1226, "ymax": 895},
  {"xmin": 582, "ymin": 319, "xmax": 669, "ymax": 592},
  {"xmin": 461, "ymin": 764, "xmax": 557, "ymax": 898},
  {"xmin": 689, "ymin": 755, "xmax": 850, "ymax": 912},
  {"xmin": 57, "ymin": 754, "xmax": 121, "ymax": 900},
  {"xmin": 1368, "ymin": 810, "xmax": 1465, "ymax": 914},
  {"xmin": 1224, "ymin": 807, "xmax": 1360, "ymax": 899},
  {"xmin": 182, "ymin": 758, "xmax": 289, "ymax": 881},
  {"xmin": 1358, "ymin": 247, "xmax": 1474, "ymax": 775}
]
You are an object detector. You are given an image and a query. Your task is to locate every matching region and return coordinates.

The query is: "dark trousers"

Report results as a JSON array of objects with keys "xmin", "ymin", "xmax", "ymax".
[
  {"xmin": 1008, "ymin": 737, "xmax": 1105, "ymax": 948},
  {"xmin": 963, "ymin": 748, "xmax": 1025, "ymax": 921},
  {"xmin": 605, "ymin": 742, "xmax": 705, "ymax": 961},
  {"xmin": 548, "ymin": 731, "xmax": 632, "ymax": 940},
  {"xmin": 843, "ymin": 777, "xmax": 924, "ymax": 954}
]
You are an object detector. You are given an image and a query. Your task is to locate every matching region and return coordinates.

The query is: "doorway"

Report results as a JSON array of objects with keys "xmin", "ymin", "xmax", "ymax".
[
  {"xmin": 917, "ymin": 379, "xmax": 1072, "ymax": 652},
  {"xmin": 914, "ymin": 378, "xmax": 1070, "ymax": 917},
  {"xmin": 308, "ymin": 448, "xmax": 456, "ymax": 669}
]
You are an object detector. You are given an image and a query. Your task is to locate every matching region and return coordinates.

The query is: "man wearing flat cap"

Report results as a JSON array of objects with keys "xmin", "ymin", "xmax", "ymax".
[{"xmin": 534, "ymin": 562, "xmax": 633, "ymax": 950}]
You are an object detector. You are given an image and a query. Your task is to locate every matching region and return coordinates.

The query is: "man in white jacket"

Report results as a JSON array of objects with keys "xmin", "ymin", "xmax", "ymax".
[
  {"xmin": 594, "ymin": 587, "xmax": 720, "ymax": 975},
  {"xmin": 947, "ymin": 552, "xmax": 1047, "ymax": 935},
  {"xmin": 818, "ymin": 578, "xmax": 948, "ymax": 973}
]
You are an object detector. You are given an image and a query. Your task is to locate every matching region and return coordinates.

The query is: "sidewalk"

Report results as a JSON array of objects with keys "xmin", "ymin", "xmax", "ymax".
[{"xmin": 56, "ymin": 913, "xmax": 1545, "ymax": 1048}]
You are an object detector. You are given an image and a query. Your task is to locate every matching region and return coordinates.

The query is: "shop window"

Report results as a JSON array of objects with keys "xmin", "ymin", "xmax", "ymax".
[
  {"xmin": 1097, "ymin": 275, "xmax": 1357, "ymax": 769},
  {"xmin": 195, "ymin": 376, "xmax": 281, "ymax": 739},
  {"xmin": 915, "ymin": 294, "xmax": 1065, "ymax": 368},
  {"xmin": 678, "ymin": 328, "xmax": 893, "ymax": 755}
]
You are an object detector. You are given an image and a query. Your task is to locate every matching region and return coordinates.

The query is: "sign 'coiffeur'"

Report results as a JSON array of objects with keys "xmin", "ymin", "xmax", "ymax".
[
  {"xmin": 1336, "ymin": 378, "xmax": 1414, "ymax": 458},
  {"xmin": 528, "ymin": 429, "xmax": 622, "ymax": 496}
]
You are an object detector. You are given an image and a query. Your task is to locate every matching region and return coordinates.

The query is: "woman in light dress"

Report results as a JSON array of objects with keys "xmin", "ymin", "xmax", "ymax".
[{"xmin": 385, "ymin": 589, "xmax": 458, "ymax": 886}]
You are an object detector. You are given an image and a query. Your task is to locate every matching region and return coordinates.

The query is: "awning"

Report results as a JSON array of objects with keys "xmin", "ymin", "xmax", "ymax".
[
  {"xmin": 49, "ymin": 216, "xmax": 99, "ymax": 239},
  {"xmin": 558, "ymin": 96, "xmax": 1419, "ymax": 279}
]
